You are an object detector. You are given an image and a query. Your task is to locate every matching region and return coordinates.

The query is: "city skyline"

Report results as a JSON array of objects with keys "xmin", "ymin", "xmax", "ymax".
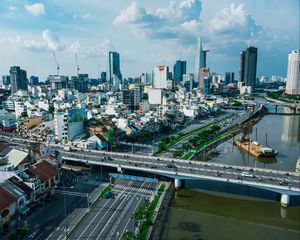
[{"xmin": 0, "ymin": 0, "xmax": 299, "ymax": 80}]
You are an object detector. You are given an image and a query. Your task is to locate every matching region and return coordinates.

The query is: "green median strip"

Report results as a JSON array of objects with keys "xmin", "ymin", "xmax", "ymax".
[{"xmin": 155, "ymin": 114, "xmax": 234, "ymax": 156}]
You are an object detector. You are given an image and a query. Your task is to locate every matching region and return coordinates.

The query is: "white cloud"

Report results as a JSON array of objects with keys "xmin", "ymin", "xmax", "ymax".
[
  {"xmin": 0, "ymin": 29, "xmax": 64, "ymax": 52},
  {"xmin": 207, "ymin": 3, "xmax": 262, "ymax": 37},
  {"xmin": 67, "ymin": 39, "xmax": 114, "ymax": 58},
  {"xmin": 42, "ymin": 30, "xmax": 64, "ymax": 51},
  {"xmin": 114, "ymin": 0, "xmax": 202, "ymax": 42},
  {"xmin": 73, "ymin": 13, "xmax": 92, "ymax": 20},
  {"xmin": 24, "ymin": 3, "xmax": 45, "ymax": 16}
]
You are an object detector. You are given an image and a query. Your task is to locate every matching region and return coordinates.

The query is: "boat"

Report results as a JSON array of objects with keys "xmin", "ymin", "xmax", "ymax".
[{"xmin": 233, "ymin": 134, "xmax": 278, "ymax": 158}]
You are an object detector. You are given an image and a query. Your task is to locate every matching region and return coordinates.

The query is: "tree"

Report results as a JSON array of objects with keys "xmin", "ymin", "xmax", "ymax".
[
  {"xmin": 107, "ymin": 128, "xmax": 115, "ymax": 147},
  {"xmin": 142, "ymin": 93, "xmax": 148, "ymax": 100}
]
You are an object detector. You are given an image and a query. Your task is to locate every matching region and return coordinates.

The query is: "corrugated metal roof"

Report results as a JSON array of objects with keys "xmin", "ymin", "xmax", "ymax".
[{"xmin": 6, "ymin": 149, "xmax": 28, "ymax": 167}]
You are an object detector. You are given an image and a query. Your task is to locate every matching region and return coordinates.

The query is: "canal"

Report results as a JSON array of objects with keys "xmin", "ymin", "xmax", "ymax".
[{"xmin": 162, "ymin": 106, "xmax": 300, "ymax": 240}]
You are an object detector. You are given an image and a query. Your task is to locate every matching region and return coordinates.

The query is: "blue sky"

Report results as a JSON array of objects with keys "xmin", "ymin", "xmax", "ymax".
[{"xmin": 0, "ymin": 0, "xmax": 299, "ymax": 80}]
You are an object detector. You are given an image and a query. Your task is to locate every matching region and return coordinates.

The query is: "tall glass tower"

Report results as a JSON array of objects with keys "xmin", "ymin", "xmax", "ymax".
[
  {"xmin": 109, "ymin": 51, "xmax": 121, "ymax": 84},
  {"xmin": 195, "ymin": 36, "xmax": 209, "ymax": 89}
]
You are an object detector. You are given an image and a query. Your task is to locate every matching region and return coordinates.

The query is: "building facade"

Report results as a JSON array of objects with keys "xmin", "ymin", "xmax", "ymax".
[
  {"xmin": 109, "ymin": 52, "xmax": 121, "ymax": 84},
  {"xmin": 153, "ymin": 66, "xmax": 168, "ymax": 89},
  {"xmin": 238, "ymin": 46, "xmax": 258, "ymax": 89},
  {"xmin": 285, "ymin": 50, "xmax": 300, "ymax": 95},
  {"xmin": 10, "ymin": 66, "xmax": 28, "ymax": 94},
  {"xmin": 173, "ymin": 60, "xmax": 186, "ymax": 82}
]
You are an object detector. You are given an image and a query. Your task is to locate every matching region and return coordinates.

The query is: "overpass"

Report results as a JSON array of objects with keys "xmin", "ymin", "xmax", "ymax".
[{"xmin": 58, "ymin": 146, "xmax": 300, "ymax": 206}]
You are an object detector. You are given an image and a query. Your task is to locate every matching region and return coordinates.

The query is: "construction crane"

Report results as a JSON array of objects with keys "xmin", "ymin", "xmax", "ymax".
[
  {"xmin": 52, "ymin": 51, "xmax": 60, "ymax": 75},
  {"xmin": 75, "ymin": 53, "xmax": 80, "ymax": 78}
]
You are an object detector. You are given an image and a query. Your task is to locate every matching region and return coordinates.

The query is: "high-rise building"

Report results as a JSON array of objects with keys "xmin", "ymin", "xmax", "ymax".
[
  {"xmin": 238, "ymin": 46, "xmax": 258, "ymax": 89},
  {"xmin": 224, "ymin": 72, "xmax": 234, "ymax": 85},
  {"xmin": 285, "ymin": 50, "xmax": 300, "ymax": 95},
  {"xmin": 153, "ymin": 66, "xmax": 169, "ymax": 89},
  {"xmin": 141, "ymin": 73, "xmax": 152, "ymax": 85},
  {"xmin": 9, "ymin": 66, "xmax": 28, "ymax": 94},
  {"xmin": 173, "ymin": 60, "xmax": 187, "ymax": 82},
  {"xmin": 109, "ymin": 52, "xmax": 121, "ymax": 84},
  {"xmin": 122, "ymin": 87, "xmax": 141, "ymax": 111},
  {"xmin": 2, "ymin": 76, "xmax": 10, "ymax": 85},
  {"xmin": 48, "ymin": 75, "xmax": 68, "ymax": 90},
  {"xmin": 29, "ymin": 76, "xmax": 39, "ymax": 85},
  {"xmin": 195, "ymin": 36, "xmax": 209, "ymax": 84},
  {"xmin": 100, "ymin": 72, "xmax": 107, "ymax": 83},
  {"xmin": 199, "ymin": 68, "xmax": 210, "ymax": 92},
  {"xmin": 183, "ymin": 73, "xmax": 194, "ymax": 92}
]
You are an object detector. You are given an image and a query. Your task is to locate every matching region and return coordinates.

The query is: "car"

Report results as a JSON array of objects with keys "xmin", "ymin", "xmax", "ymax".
[
  {"xmin": 190, "ymin": 168, "xmax": 193, "ymax": 171},
  {"xmin": 166, "ymin": 164, "xmax": 176, "ymax": 168},
  {"xmin": 241, "ymin": 172, "xmax": 254, "ymax": 178},
  {"xmin": 257, "ymin": 177, "xmax": 263, "ymax": 181},
  {"xmin": 157, "ymin": 158, "xmax": 160, "ymax": 161},
  {"xmin": 151, "ymin": 165, "xmax": 157, "ymax": 169},
  {"xmin": 236, "ymin": 175, "xmax": 241, "ymax": 179},
  {"xmin": 279, "ymin": 180, "xmax": 288, "ymax": 185}
]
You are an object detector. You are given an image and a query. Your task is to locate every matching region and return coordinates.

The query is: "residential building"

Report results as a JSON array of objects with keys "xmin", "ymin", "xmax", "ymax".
[
  {"xmin": 148, "ymin": 88, "xmax": 163, "ymax": 105},
  {"xmin": 122, "ymin": 88, "xmax": 141, "ymax": 111},
  {"xmin": 10, "ymin": 66, "xmax": 28, "ymax": 94},
  {"xmin": 153, "ymin": 66, "xmax": 168, "ymax": 89},
  {"xmin": 285, "ymin": 50, "xmax": 300, "ymax": 95}
]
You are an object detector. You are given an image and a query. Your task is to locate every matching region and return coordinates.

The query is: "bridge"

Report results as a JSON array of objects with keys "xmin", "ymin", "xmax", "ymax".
[{"xmin": 58, "ymin": 146, "xmax": 300, "ymax": 206}]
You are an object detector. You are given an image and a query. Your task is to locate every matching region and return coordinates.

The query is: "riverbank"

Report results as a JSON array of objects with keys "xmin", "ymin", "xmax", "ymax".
[{"xmin": 162, "ymin": 189, "xmax": 300, "ymax": 240}]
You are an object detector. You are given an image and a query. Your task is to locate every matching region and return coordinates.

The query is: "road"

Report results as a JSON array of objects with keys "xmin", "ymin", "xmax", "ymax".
[
  {"xmin": 61, "ymin": 149, "xmax": 300, "ymax": 193},
  {"xmin": 69, "ymin": 181, "xmax": 155, "ymax": 240}
]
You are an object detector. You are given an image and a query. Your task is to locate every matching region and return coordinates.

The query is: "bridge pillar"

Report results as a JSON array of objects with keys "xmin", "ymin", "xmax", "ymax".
[
  {"xmin": 174, "ymin": 179, "xmax": 182, "ymax": 189},
  {"xmin": 275, "ymin": 105, "xmax": 278, "ymax": 114},
  {"xmin": 280, "ymin": 194, "xmax": 290, "ymax": 207},
  {"xmin": 117, "ymin": 166, "xmax": 122, "ymax": 173}
]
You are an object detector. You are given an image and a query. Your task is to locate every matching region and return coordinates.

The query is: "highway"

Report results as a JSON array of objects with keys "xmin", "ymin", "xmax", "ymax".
[
  {"xmin": 60, "ymin": 148, "xmax": 300, "ymax": 194},
  {"xmin": 69, "ymin": 181, "xmax": 155, "ymax": 240}
]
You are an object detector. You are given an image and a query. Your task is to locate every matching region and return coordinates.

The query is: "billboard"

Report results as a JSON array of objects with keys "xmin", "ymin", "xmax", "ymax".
[{"xmin": 67, "ymin": 108, "xmax": 86, "ymax": 123}]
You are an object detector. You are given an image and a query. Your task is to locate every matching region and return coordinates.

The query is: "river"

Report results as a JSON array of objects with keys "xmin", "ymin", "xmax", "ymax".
[{"xmin": 161, "ymin": 106, "xmax": 300, "ymax": 240}]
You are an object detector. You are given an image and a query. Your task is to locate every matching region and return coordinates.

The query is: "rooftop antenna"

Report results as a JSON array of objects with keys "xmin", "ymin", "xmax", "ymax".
[
  {"xmin": 52, "ymin": 51, "xmax": 60, "ymax": 75},
  {"xmin": 75, "ymin": 53, "xmax": 80, "ymax": 78}
]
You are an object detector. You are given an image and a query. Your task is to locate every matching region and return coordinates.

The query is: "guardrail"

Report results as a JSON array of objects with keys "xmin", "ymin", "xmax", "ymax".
[{"xmin": 61, "ymin": 155, "xmax": 300, "ymax": 194}]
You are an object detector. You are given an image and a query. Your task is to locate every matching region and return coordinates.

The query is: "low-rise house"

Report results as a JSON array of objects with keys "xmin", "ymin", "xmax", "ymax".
[
  {"xmin": 0, "ymin": 186, "xmax": 17, "ymax": 234},
  {"xmin": 87, "ymin": 134, "xmax": 108, "ymax": 150},
  {"xmin": 27, "ymin": 161, "xmax": 59, "ymax": 198}
]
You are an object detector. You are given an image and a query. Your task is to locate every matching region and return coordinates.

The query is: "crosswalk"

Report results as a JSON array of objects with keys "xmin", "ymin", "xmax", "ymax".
[{"xmin": 113, "ymin": 184, "xmax": 155, "ymax": 195}]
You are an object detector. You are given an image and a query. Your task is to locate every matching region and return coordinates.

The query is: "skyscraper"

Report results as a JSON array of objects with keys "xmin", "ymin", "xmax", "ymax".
[
  {"xmin": 195, "ymin": 36, "xmax": 208, "ymax": 85},
  {"xmin": 109, "ymin": 51, "xmax": 121, "ymax": 84},
  {"xmin": 153, "ymin": 66, "xmax": 169, "ymax": 89},
  {"xmin": 238, "ymin": 47, "xmax": 258, "ymax": 89},
  {"xmin": 199, "ymin": 68, "xmax": 210, "ymax": 91},
  {"xmin": 224, "ymin": 72, "xmax": 234, "ymax": 85},
  {"xmin": 173, "ymin": 60, "xmax": 186, "ymax": 82},
  {"xmin": 9, "ymin": 66, "xmax": 28, "ymax": 94},
  {"xmin": 285, "ymin": 50, "xmax": 300, "ymax": 95}
]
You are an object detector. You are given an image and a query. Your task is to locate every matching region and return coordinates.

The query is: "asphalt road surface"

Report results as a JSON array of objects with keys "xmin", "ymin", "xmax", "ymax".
[{"xmin": 69, "ymin": 181, "xmax": 155, "ymax": 240}]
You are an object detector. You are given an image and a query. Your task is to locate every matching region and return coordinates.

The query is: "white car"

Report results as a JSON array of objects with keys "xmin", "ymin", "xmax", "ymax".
[{"xmin": 241, "ymin": 172, "xmax": 254, "ymax": 178}]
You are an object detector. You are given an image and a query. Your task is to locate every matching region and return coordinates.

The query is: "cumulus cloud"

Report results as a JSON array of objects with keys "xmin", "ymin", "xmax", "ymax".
[
  {"xmin": 207, "ymin": 3, "xmax": 262, "ymax": 37},
  {"xmin": 42, "ymin": 30, "xmax": 64, "ymax": 51},
  {"xmin": 0, "ymin": 29, "xmax": 64, "ymax": 52},
  {"xmin": 204, "ymin": 3, "xmax": 264, "ymax": 55},
  {"xmin": 114, "ymin": 0, "xmax": 202, "ymax": 42},
  {"xmin": 24, "ymin": 3, "xmax": 45, "ymax": 16}
]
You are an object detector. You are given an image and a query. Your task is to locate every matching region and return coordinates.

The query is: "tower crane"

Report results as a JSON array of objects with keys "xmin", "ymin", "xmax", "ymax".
[
  {"xmin": 75, "ymin": 53, "xmax": 80, "ymax": 78},
  {"xmin": 52, "ymin": 51, "xmax": 60, "ymax": 75}
]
